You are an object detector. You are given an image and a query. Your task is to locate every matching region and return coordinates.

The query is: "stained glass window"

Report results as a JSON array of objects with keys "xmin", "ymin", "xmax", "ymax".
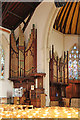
[
  {"xmin": 69, "ymin": 44, "xmax": 79, "ymax": 80},
  {"xmin": 0, "ymin": 46, "xmax": 5, "ymax": 79}
]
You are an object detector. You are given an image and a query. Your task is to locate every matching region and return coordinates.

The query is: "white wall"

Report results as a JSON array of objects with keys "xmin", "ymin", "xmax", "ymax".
[
  {"xmin": 64, "ymin": 34, "xmax": 78, "ymax": 52},
  {"xmin": 0, "ymin": 27, "xmax": 13, "ymax": 98},
  {"xmin": 48, "ymin": 31, "xmax": 79, "ymax": 58},
  {"xmin": 48, "ymin": 29, "xmax": 64, "ymax": 57}
]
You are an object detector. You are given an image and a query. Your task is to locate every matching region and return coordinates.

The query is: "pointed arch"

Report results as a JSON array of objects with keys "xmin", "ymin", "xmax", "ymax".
[{"xmin": 69, "ymin": 43, "xmax": 79, "ymax": 80}]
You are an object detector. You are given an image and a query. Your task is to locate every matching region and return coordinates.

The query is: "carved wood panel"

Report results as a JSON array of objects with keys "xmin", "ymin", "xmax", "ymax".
[
  {"xmin": 9, "ymin": 24, "xmax": 37, "ymax": 79},
  {"xmin": 10, "ymin": 32, "xmax": 18, "ymax": 78},
  {"xmin": 25, "ymin": 25, "xmax": 37, "ymax": 76},
  {"xmin": 49, "ymin": 45, "xmax": 68, "ymax": 102}
]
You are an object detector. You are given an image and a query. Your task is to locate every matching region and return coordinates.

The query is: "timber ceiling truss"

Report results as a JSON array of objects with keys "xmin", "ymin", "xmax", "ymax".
[
  {"xmin": 54, "ymin": 1, "xmax": 80, "ymax": 35},
  {"xmin": 1, "ymin": 2, "xmax": 40, "ymax": 31}
]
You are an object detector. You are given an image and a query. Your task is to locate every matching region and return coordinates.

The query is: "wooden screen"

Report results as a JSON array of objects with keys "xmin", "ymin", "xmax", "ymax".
[
  {"xmin": 59, "ymin": 52, "xmax": 68, "ymax": 84},
  {"xmin": 10, "ymin": 31, "xmax": 18, "ymax": 78},
  {"xmin": 49, "ymin": 45, "xmax": 68, "ymax": 84},
  {"xmin": 25, "ymin": 24, "xmax": 37, "ymax": 76},
  {"xmin": 19, "ymin": 26, "xmax": 25, "ymax": 77},
  {"xmin": 49, "ymin": 45, "xmax": 68, "ymax": 102},
  {"xmin": 9, "ymin": 24, "xmax": 37, "ymax": 79}
]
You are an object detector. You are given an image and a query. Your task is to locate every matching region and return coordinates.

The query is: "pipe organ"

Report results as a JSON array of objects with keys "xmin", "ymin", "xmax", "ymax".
[
  {"xmin": 49, "ymin": 45, "xmax": 69, "ymax": 106},
  {"xmin": 9, "ymin": 24, "xmax": 37, "ymax": 79},
  {"xmin": 9, "ymin": 24, "xmax": 46, "ymax": 107}
]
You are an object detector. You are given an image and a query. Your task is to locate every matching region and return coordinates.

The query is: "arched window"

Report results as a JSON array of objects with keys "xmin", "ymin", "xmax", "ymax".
[
  {"xmin": 0, "ymin": 46, "xmax": 5, "ymax": 79},
  {"xmin": 69, "ymin": 44, "xmax": 79, "ymax": 80}
]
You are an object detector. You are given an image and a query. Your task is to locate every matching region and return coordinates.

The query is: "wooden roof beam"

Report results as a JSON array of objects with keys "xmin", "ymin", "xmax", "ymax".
[
  {"xmin": 75, "ymin": 3, "xmax": 79, "ymax": 34},
  {"xmin": 2, "ymin": 2, "xmax": 20, "ymax": 23},
  {"xmin": 7, "ymin": 10, "xmax": 26, "ymax": 25},
  {"xmin": 27, "ymin": 2, "xmax": 35, "ymax": 9},
  {"xmin": 68, "ymin": 2, "xmax": 77, "ymax": 34},
  {"xmin": 63, "ymin": 2, "xmax": 73, "ymax": 33},
  {"xmin": 2, "ymin": 2, "xmax": 12, "ymax": 20}
]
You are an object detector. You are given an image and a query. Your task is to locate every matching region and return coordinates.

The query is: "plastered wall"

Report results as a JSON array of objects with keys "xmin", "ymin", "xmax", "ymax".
[
  {"xmin": 64, "ymin": 34, "xmax": 78, "ymax": 52},
  {"xmin": 0, "ymin": 27, "xmax": 13, "ymax": 99}
]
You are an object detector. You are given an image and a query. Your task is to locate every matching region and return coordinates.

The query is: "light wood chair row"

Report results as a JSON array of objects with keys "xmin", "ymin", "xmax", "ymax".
[{"xmin": 0, "ymin": 104, "xmax": 33, "ymax": 112}]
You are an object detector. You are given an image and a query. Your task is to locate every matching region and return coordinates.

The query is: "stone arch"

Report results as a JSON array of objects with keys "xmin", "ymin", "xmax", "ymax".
[
  {"xmin": 2, "ymin": 33, "xmax": 9, "ymax": 52},
  {"xmin": 41, "ymin": 3, "xmax": 59, "ymax": 106}
]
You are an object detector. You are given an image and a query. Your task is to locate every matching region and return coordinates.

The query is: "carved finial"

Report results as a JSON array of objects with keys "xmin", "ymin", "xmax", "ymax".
[
  {"xmin": 64, "ymin": 51, "xmax": 65, "ymax": 60},
  {"xmin": 11, "ymin": 30, "xmax": 14, "ymax": 33},
  {"xmin": 33, "ymin": 24, "xmax": 35, "ymax": 28},
  {"xmin": 31, "ymin": 29, "xmax": 33, "ymax": 32},
  {"xmin": 19, "ymin": 25, "xmax": 21, "ymax": 29},
  {"xmin": 49, "ymin": 50, "xmax": 51, "ymax": 59},
  {"xmin": 29, "ymin": 34, "xmax": 31, "ymax": 38},
  {"xmin": 52, "ymin": 45, "xmax": 54, "ymax": 59}
]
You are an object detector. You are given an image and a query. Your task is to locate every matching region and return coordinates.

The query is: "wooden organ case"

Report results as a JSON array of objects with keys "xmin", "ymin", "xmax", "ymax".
[
  {"xmin": 9, "ymin": 24, "xmax": 46, "ymax": 107},
  {"xmin": 49, "ymin": 45, "xmax": 69, "ymax": 106}
]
